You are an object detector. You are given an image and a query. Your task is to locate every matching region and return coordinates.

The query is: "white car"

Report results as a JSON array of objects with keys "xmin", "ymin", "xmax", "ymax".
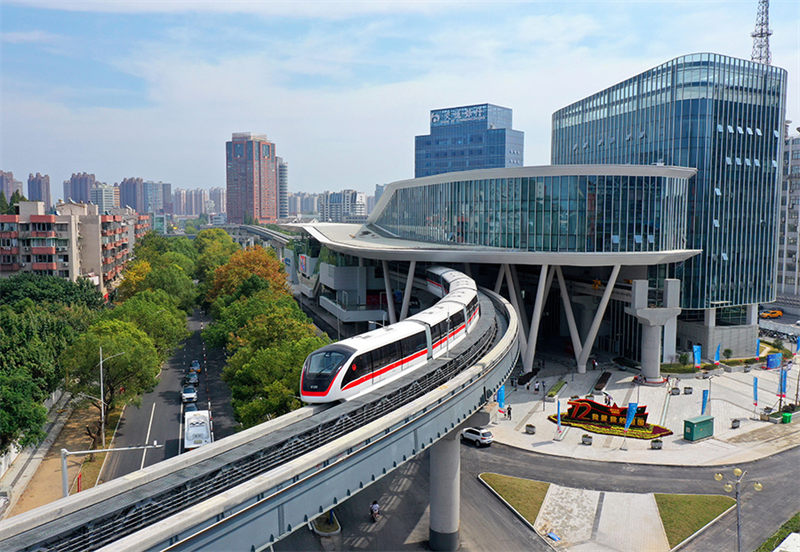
[
  {"xmin": 460, "ymin": 427, "xmax": 494, "ymax": 447},
  {"xmin": 181, "ymin": 385, "xmax": 198, "ymax": 403}
]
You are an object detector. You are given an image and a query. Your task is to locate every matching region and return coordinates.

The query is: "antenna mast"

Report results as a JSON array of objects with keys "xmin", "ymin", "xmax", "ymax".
[{"xmin": 751, "ymin": 0, "xmax": 772, "ymax": 65}]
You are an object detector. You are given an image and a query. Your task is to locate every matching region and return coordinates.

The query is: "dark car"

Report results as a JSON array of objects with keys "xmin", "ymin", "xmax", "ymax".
[
  {"xmin": 184, "ymin": 403, "xmax": 199, "ymax": 412},
  {"xmin": 183, "ymin": 372, "xmax": 199, "ymax": 386}
]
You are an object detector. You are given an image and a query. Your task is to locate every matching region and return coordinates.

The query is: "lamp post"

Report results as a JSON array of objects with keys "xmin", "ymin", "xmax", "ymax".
[
  {"xmin": 98, "ymin": 347, "xmax": 126, "ymax": 449},
  {"xmin": 714, "ymin": 467, "xmax": 763, "ymax": 552}
]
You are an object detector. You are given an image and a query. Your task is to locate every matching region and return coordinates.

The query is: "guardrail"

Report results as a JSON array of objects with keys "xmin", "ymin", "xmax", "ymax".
[{"xmin": 0, "ymin": 292, "xmax": 515, "ymax": 552}]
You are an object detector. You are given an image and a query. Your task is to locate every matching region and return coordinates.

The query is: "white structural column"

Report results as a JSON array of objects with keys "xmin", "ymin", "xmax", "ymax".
[
  {"xmin": 399, "ymin": 260, "xmax": 417, "ymax": 320},
  {"xmin": 661, "ymin": 279, "xmax": 680, "ymax": 363},
  {"xmin": 576, "ymin": 265, "xmax": 621, "ymax": 373},
  {"xmin": 626, "ymin": 279, "xmax": 681, "ymax": 382},
  {"xmin": 493, "ymin": 265, "xmax": 505, "ymax": 294},
  {"xmin": 522, "ymin": 265, "xmax": 551, "ymax": 373},
  {"xmin": 429, "ymin": 432, "xmax": 460, "ymax": 551},
  {"xmin": 555, "ymin": 266, "xmax": 583, "ymax": 361},
  {"xmin": 501, "ymin": 264, "xmax": 528, "ymax": 355},
  {"xmin": 508, "ymin": 265, "xmax": 530, "ymax": 339},
  {"xmin": 382, "ymin": 260, "xmax": 397, "ymax": 324},
  {"xmin": 745, "ymin": 304, "xmax": 759, "ymax": 325}
]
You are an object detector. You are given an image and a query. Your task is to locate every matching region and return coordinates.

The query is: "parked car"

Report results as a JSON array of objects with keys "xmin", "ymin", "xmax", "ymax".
[
  {"xmin": 460, "ymin": 427, "xmax": 494, "ymax": 447},
  {"xmin": 189, "ymin": 359, "xmax": 201, "ymax": 372},
  {"xmin": 183, "ymin": 372, "xmax": 199, "ymax": 386},
  {"xmin": 181, "ymin": 386, "xmax": 198, "ymax": 403},
  {"xmin": 759, "ymin": 310, "xmax": 783, "ymax": 319}
]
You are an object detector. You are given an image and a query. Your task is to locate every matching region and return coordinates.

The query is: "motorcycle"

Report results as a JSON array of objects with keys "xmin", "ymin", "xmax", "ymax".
[{"xmin": 369, "ymin": 505, "xmax": 381, "ymax": 522}]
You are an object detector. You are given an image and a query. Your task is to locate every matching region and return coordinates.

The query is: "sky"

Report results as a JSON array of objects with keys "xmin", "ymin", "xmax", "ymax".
[{"xmin": 1, "ymin": 1, "xmax": 798, "ymax": 198}]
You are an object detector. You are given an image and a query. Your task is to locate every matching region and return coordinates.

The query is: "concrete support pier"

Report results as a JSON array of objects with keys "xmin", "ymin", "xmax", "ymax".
[
  {"xmin": 429, "ymin": 432, "xmax": 460, "ymax": 551},
  {"xmin": 626, "ymin": 279, "xmax": 681, "ymax": 383}
]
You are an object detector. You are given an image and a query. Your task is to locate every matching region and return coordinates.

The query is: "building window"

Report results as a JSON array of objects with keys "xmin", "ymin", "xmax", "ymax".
[
  {"xmin": 726, "ymin": 157, "xmax": 732, "ymax": 165},
  {"xmin": 735, "ymin": 157, "xmax": 742, "ymax": 166},
  {"xmin": 713, "ymin": 219, "xmax": 720, "ymax": 227},
  {"xmin": 727, "ymin": 125, "xmax": 734, "ymax": 133},
  {"xmin": 737, "ymin": 126, "xmax": 744, "ymax": 134},
  {"xmin": 756, "ymin": 128, "xmax": 763, "ymax": 136},
  {"xmin": 721, "ymin": 253, "xmax": 728, "ymax": 261},
  {"xmin": 714, "ymin": 187, "xmax": 721, "ymax": 196},
  {"xmin": 747, "ymin": 127, "xmax": 753, "ymax": 135},
  {"xmin": 717, "ymin": 124, "xmax": 724, "ymax": 133},
  {"xmin": 745, "ymin": 158, "xmax": 751, "ymax": 166},
  {"xmin": 755, "ymin": 159, "xmax": 761, "ymax": 167}
]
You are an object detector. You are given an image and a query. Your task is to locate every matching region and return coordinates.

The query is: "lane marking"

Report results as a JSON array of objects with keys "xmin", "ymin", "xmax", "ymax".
[{"xmin": 140, "ymin": 402, "xmax": 156, "ymax": 470}]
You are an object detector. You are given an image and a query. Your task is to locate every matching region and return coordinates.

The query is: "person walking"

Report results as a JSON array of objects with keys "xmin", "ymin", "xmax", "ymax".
[
  {"xmin": 534, "ymin": 380, "xmax": 540, "ymax": 393},
  {"xmin": 507, "ymin": 404, "xmax": 512, "ymax": 420},
  {"xmin": 526, "ymin": 381, "xmax": 530, "ymax": 392}
]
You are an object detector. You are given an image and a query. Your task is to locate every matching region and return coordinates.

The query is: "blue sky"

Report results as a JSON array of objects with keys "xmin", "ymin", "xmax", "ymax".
[{"xmin": 1, "ymin": 0, "xmax": 798, "ymax": 196}]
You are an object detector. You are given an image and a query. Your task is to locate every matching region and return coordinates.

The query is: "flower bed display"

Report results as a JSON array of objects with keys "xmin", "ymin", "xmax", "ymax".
[{"xmin": 547, "ymin": 414, "xmax": 673, "ymax": 440}]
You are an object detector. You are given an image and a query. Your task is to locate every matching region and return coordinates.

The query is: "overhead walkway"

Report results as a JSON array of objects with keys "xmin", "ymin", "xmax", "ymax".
[{"xmin": 0, "ymin": 290, "xmax": 518, "ymax": 552}]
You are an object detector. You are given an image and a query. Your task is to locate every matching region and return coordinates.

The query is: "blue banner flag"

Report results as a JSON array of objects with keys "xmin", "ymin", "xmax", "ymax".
[
  {"xmin": 624, "ymin": 402, "xmax": 638, "ymax": 432},
  {"xmin": 756, "ymin": 338, "xmax": 761, "ymax": 357},
  {"xmin": 701, "ymin": 389, "xmax": 709, "ymax": 415},
  {"xmin": 714, "ymin": 344, "xmax": 720, "ymax": 366},
  {"xmin": 779, "ymin": 369, "xmax": 788, "ymax": 398},
  {"xmin": 753, "ymin": 377, "xmax": 758, "ymax": 407},
  {"xmin": 693, "ymin": 345, "xmax": 702, "ymax": 368},
  {"xmin": 796, "ymin": 338, "xmax": 800, "ymax": 355},
  {"xmin": 557, "ymin": 399, "xmax": 562, "ymax": 432},
  {"xmin": 497, "ymin": 384, "xmax": 505, "ymax": 410},
  {"xmin": 767, "ymin": 353, "xmax": 782, "ymax": 369}
]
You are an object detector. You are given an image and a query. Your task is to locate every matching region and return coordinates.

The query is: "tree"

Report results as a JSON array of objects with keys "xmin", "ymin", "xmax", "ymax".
[
  {"xmin": 60, "ymin": 319, "xmax": 160, "ymax": 426},
  {"xmin": 105, "ymin": 290, "xmax": 188, "ymax": 358},
  {"xmin": 223, "ymin": 336, "xmax": 327, "ymax": 427},
  {"xmin": 195, "ymin": 229, "xmax": 239, "ymax": 282},
  {"xmin": 142, "ymin": 264, "xmax": 196, "ymax": 311},
  {"xmin": 207, "ymin": 246, "xmax": 289, "ymax": 304},
  {"xmin": 0, "ymin": 192, "xmax": 8, "ymax": 215},
  {"xmin": 0, "ymin": 370, "xmax": 48, "ymax": 454},
  {"xmin": 116, "ymin": 259, "xmax": 151, "ymax": 301},
  {"xmin": 184, "ymin": 220, "xmax": 198, "ymax": 235},
  {"xmin": 723, "ymin": 348, "xmax": 733, "ymax": 360},
  {"xmin": 7, "ymin": 190, "xmax": 27, "ymax": 213},
  {"xmin": 158, "ymin": 251, "xmax": 195, "ymax": 276},
  {"xmin": 166, "ymin": 236, "xmax": 198, "ymax": 262},
  {"xmin": 678, "ymin": 352, "xmax": 689, "ymax": 367},
  {"xmin": 0, "ymin": 273, "xmax": 103, "ymax": 308}
]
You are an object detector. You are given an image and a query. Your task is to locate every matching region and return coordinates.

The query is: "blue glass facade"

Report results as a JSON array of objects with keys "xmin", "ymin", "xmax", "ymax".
[
  {"xmin": 373, "ymin": 167, "xmax": 691, "ymax": 253},
  {"xmin": 415, "ymin": 104, "xmax": 524, "ymax": 178},
  {"xmin": 551, "ymin": 53, "xmax": 787, "ymax": 310}
]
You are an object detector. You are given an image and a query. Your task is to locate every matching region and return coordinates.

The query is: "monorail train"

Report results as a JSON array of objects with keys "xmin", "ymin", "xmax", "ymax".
[{"xmin": 300, "ymin": 267, "xmax": 480, "ymax": 403}]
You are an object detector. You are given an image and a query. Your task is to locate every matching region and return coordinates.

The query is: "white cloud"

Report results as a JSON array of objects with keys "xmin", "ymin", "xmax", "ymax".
[{"xmin": 1, "ymin": 29, "xmax": 60, "ymax": 43}]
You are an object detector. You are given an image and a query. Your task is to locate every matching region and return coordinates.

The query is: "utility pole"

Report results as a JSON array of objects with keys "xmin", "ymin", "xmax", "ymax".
[{"xmin": 751, "ymin": 0, "xmax": 772, "ymax": 65}]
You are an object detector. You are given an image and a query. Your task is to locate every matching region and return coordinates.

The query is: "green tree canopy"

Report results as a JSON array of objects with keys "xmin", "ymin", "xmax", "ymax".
[
  {"xmin": 0, "ymin": 273, "xmax": 103, "ymax": 308},
  {"xmin": 60, "ymin": 319, "xmax": 160, "ymax": 420},
  {"xmin": 223, "ymin": 336, "xmax": 327, "ymax": 427},
  {"xmin": 157, "ymin": 251, "xmax": 195, "ymax": 275},
  {"xmin": 0, "ymin": 370, "xmax": 48, "ymax": 454},
  {"xmin": 142, "ymin": 264, "xmax": 197, "ymax": 311},
  {"xmin": 195, "ymin": 228, "xmax": 240, "ymax": 282},
  {"xmin": 105, "ymin": 290, "xmax": 188, "ymax": 358}
]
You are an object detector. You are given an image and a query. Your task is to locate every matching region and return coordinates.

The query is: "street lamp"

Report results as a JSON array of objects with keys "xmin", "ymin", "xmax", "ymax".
[
  {"xmin": 98, "ymin": 347, "xmax": 126, "ymax": 449},
  {"xmin": 714, "ymin": 467, "xmax": 763, "ymax": 552}
]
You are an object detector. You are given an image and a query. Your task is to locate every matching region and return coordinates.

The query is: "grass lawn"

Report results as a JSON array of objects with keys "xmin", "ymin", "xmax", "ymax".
[
  {"xmin": 755, "ymin": 511, "xmax": 800, "ymax": 552},
  {"xmin": 654, "ymin": 493, "xmax": 735, "ymax": 548},
  {"xmin": 479, "ymin": 473, "xmax": 549, "ymax": 525}
]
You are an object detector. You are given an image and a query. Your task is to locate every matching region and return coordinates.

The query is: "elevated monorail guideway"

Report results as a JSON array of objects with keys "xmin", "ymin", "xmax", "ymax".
[{"xmin": 0, "ymin": 291, "xmax": 518, "ymax": 552}]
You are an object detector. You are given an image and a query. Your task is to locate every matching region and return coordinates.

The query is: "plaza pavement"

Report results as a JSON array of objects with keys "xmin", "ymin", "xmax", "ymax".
[{"xmin": 486, "ymin": 355, "xmax": 800, "ymax": 551}]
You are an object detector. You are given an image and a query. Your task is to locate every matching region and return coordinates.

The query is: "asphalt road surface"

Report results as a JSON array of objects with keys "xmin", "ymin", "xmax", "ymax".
[
  {"xmin": 100, "ymin": 310, "xmax": 236, "ymax": 481},
  {"xmin": 278, "ymin": 440, "xmax": 800, "ymax": 551}
]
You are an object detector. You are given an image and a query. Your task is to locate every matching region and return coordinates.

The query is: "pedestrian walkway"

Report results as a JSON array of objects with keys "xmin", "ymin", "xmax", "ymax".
[{"xmin": 494, "ymin": 358, "xmax": 800, "ymax": 466}]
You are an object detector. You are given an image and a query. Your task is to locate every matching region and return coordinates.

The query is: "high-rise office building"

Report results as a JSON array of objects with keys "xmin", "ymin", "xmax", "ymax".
[
  {"xmin": 188, "ymin": 188, "xmax": 209, "ymax": 215},
  {"xmin": 27, "ymin": 173, "xmax": 51, "ymax": 209},
  {"xmin": 277, "ymin": 157, "xmax": 289, "ymax": 219},
  {"xmin": 173, "ymin": 188, "xmax": 187, "ymax": 215},
  {"xmin": 161, "ymin": 182, "xmax": 173, "ymax": 214},
  {"xmin": 1, "ymin": 171, "xmax": 23, "ymax": 201},
  {"xmin": 318, "ymin": 189, "xmax": 367, "ymax": 223},
  {"xmin": 552, "ymin": 53, "xmax": 787, "ymax": 352},
  {"xmin": 119, "ymin": 177, "xmax": 144, "ymax": 211},
  {"xmin": 209, "ymin": 187, "xmax": 226, "ymax": 214},
  {"xmin": 142, "ymin": 181, "xmax": 164, "ymax": 214},
  {"xmin": 89, "ymin": 184, "xmax": 116, "ymax": 213},
  {"xmin": 414, "ymin": 103, "xmax": 524, "ymax": 178},
  {"xmin": 226, "ymin": 132, "xmax": 278, "ymax": 224},
  {"xmin": 63, "ymin": 172, "xmax": 96, "ymax": 203},
  {"xmin": 778, "ymin": 126, "xmax": 800, "ymax": 296},
  {"xmin": 113, "ymin": 184, "xmax": 120, "ymax": 208}
]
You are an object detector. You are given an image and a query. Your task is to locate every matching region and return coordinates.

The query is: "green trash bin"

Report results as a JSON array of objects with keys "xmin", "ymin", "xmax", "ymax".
[{"xmin": 782, "ymin": 412, "xmax": 792, "ymax": 424}]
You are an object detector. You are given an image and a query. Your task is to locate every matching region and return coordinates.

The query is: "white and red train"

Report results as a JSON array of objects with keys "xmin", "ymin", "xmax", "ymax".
[{"xmin": 300, "ymin": 267, "xmax": 480, "ymax": 403}]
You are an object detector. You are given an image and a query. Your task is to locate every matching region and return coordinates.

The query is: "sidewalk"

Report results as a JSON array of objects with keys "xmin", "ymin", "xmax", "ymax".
[{"xmin": 493, "ymin": 361, "xmax": 800, "ymax": 466}]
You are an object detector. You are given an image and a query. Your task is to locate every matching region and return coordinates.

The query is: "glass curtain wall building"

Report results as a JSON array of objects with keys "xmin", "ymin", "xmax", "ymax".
[
  {"xmin": 415, "ymin": 104, "xmax": 524, "ymax": 178},
  {"xmin": 551, "ymin": 53, "xmax": 788, "ymax": 311},
  {"xmin": 373, "ymin": 166, "xmax": 692, "ymax": 254}
]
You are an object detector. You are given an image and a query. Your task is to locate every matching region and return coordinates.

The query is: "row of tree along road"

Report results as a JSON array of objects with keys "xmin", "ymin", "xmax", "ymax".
[{"xmin": 0, "ymin": 226, "xmax": 326, "ymax": 459}]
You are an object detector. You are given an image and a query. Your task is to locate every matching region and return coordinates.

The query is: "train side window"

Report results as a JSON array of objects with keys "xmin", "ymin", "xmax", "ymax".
[{"xmin": 451, "ymin": 309, "xmax": 465, "ymax": 326}]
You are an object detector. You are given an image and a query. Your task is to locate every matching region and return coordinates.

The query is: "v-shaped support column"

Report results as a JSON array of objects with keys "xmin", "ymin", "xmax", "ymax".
[
  {"xmin": 555, "ymin": 266, "xmax": 583, "ymax": 363},
  {"xmin": 399, "ymin": 260, "xmax": 416, "ymax": 320},
  {"xmin": 575, "ymin": 265, "xmax": 620, "ymax": 373},
  {"xmin": 500, "ymin": 264, "xmax": 527, "ymax": 355},
  {"xmin": 522, "ymin": 264, "xmax": 550, "ymax": 373},
  {"xmin": 382, "ymin": 260, "xmax": 397, "ymax": 324}
]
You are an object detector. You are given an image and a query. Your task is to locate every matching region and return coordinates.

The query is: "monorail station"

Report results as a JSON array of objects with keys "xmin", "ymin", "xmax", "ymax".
[{"xmin": 294, "ymin": 164, "xmax": 699, "ymax": 384}]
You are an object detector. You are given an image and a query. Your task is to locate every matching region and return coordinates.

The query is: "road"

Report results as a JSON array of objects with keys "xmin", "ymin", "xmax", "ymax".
[
  {"xmin": 278, "ymin": 440, "xmax": 800, "ymax": 551},
  {"xmin": 100, "ymin": 310, "xmax": 236, "ymax": 481}
]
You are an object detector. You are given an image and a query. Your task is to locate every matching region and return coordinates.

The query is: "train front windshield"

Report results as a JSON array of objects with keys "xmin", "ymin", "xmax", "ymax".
[{"xmin": 302, "ymin": 345, "xmax": 354, "ymax": 394}]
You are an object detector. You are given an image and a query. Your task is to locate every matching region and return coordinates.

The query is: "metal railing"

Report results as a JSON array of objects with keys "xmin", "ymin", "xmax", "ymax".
[{"xmin": 4, "ymin": 296, "xmax": 500, "ymax": 552}]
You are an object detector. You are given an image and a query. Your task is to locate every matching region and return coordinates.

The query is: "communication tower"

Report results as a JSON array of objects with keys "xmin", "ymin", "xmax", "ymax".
[{"xmin": 751, "ymin": 0, "xmax": 772, "ymax": 65}]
